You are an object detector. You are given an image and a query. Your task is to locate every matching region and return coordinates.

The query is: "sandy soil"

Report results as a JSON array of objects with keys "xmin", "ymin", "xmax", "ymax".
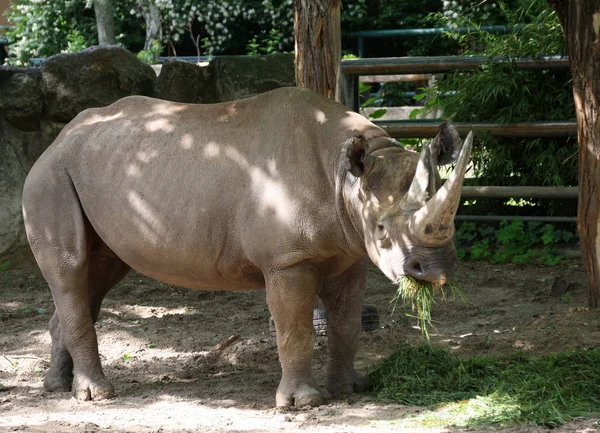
[{"xmin": 1, "ymin": 259, "xmax": 599, "ymax": 433}]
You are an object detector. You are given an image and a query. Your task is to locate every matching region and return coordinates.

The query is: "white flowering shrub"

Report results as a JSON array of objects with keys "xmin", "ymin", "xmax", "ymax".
[
  {"xmin": 439, "ymin": 0, "xmax": 511, "ymax": 29},
  {"xmin": 152, "ymin": 0, "xmax": 293, "ymax": 56},
  {"xmin": 5, "ymin": 0, "xmax": 97, "ymax": 66},
  {"xmin": 5, "ymin": 0, "xmax": 474, "ymax": 65},
  {"xmin": 5, "ymin": 0, "xmax": 296, "ymax": 65}
]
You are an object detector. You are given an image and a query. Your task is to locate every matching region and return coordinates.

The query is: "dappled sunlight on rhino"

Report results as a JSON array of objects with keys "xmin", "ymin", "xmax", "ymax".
[{"xmin": 21, "ymin": 87, "xmax": 471, "ymax": 407}]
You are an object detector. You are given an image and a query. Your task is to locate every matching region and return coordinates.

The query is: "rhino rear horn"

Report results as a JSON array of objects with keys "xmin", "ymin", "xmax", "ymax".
[
  {"xmin": 399, "ymin": 141, "xmax": 435, "ymax": 212},
  {"xmin": 401, "ymin": 122, "xmax": 463, "ymax": 212},
  {"xmin": 409, "ymin": 131, "xmax": 473, "ymax": 244},
  {"xmin": 431, "ymin": 120, "xmax": 461, "ymax": 165}
]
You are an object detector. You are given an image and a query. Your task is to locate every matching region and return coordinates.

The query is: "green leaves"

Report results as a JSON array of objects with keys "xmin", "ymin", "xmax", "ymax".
[
  {"xmin": 136, "ymin": 39, "xmax": 162, "ymax": 64},
  {"xmin": 359, "ymin": 82, "xmax": 388, "ymax": 120},
  {"xmin": 5, "ymin": 0, "xmax": 97, "ymax": 65},
  {"xmin": 454, "ymin": 219, "xmax": 575, "ymax": 265},
  {"xmin": 246, "ymin": 29, "xmax": 287, "ymax": 56},
  {"xmin": 368, "ymin": 109, "xmax": 387, "ymax": 120},
  {"xmin": 422, "ymin": 0, "xmax": 576, "ymax": 200}
]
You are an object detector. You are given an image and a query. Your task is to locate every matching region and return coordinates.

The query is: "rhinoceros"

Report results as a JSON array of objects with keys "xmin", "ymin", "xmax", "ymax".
[{"xmin": 22, "ymin": 87, "xmax": 472, "ymax": 407}]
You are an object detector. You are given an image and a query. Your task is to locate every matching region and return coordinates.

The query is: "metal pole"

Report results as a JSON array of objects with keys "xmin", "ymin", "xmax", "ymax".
[
  {"xmin": 344, "ymin": 25, "xmax": 519, "ymax": 40},
  {"xmin": 352, "ymin": 75, "xmax": 359, "ymax": 112}
]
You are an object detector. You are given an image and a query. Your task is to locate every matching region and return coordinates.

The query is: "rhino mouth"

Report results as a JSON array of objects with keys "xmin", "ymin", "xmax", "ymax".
[{"xmin": 398, "ymin": 247, "xmax": 457, "ymax": 285}]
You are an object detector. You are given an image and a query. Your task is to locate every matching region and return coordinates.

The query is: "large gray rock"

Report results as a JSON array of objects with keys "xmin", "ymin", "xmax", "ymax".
[
  {"xmin": 0, "ymin": 66, "xmax": 44, "ymax": 131},
  {"xmin": 154, "ymin": 59, "xmax": 217, "ymax": 104},
  {"xmin": 0, "ymin": 67, "xmax": 45, "ymax": 261},
  {"xmin": 211, "ymin": 54, "xmax": 295, "ymax": 102},
  {"xmin": 0, "ymin": 117, "xmax": 52, "ymax": 261},
  {"xmin": 41, "ymin": 45, "xmax": 156, "ymax": 122}
]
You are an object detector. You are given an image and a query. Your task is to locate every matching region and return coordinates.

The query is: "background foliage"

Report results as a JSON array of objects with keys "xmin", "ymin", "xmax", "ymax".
[
  {"xmin": 416, "ymin": 0, "xmax": 576, "ymax": 221},
  {"xmin": 4, "ymin": 0, "xmax": 577, "ymax": 231},
  {"xmin": 4, "ymin": 0, "xmax": 294, "ymax": 65},
  {"xmin": 5, "ymin": 0, "xmax": 525, "ymax": 64}
]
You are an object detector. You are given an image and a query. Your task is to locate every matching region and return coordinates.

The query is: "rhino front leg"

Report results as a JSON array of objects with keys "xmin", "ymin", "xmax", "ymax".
[
  {"xmin": 265, "ymin": 263, "xmax": 325, "ymax": 407},
  {"xmin": 318, "ymin": 257, "xmax": 368, "ymax": 396}
]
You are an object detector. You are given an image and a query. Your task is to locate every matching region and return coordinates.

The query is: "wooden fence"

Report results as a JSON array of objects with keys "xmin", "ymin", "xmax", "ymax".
[{"xmin": 339, "ymin": 55, "xmax": 577, "ymax": 222}]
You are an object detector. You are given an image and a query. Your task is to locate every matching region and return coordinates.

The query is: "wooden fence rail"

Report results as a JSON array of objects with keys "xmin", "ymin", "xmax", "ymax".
[
  {"xmin": 379, "ymin": 120, "xmax": 577, "ymax": 138},
  {"xmin": 455, "ymin": 215, "xmax": 577, "ymax": 222},
  {"xmin": 461, "ymin": 186, "xmax": 577, "ymax": 199},
  {"xmin": 339, "ymin": 54, "xmax": 578, "ymax": 222},
  {"xmin": 341, "ymin": 55, "xmax": 569, "ymax": 76},
  {"xmin": 340, "ymin": 55, "xmax": 570, "ymax": 112}
]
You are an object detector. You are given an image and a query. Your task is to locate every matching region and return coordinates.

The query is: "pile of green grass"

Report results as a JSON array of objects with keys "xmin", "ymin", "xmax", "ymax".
[{"xmin": 367, "ymin": 344, "xmax": 600, "ymax": 427}]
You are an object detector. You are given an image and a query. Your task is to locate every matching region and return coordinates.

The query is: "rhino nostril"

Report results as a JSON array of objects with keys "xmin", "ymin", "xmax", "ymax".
[{"xmin": 405, "ymin": 258, "xmax": 423, "ymax": 278}]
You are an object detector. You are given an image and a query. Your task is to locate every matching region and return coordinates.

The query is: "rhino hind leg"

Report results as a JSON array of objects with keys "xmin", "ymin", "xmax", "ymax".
[
  {"xmin": 87, "ymin": 242, "xmax": 131, "ymax": 323},
  {"xmin": 23, "ymin": 172, "xmax": 124, "ymax": 401},
  {"xmin": 318, "ymin": 257, "xmax": 368, "ymax": 396},
  {"xmin": 265, "ymin": 263, "xmax": 325, "ymax": 407},
  {"xmin": 43, "ymin": 310, "xmax": 74, "ymax": 392},
  {"xmin": 44, "ymin": 247, "xmax": 130, "ymax": 395}
]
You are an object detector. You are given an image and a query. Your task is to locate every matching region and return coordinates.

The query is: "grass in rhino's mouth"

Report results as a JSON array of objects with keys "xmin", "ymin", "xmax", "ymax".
[{"xmin": 393, "ymin": 275, "xmax": 465, "ymax": 340}]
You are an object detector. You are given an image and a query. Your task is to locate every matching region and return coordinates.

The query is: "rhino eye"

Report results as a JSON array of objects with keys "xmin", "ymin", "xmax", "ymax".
[{"xmin": 376, "ymin": 223, "xmax": 387, "ymax": 241}]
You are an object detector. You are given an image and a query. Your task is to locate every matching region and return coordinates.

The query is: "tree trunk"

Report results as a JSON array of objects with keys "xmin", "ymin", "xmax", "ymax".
[
  {"xmin": 93, "ymin": 0, "xmax": 117, "ymax": 45},
  {"xmin": 548, "ymin": 0, "xmax": 600, "ymax": 307},
  {"xmin": 293, "ymin": 0, "xmax": 341, "ymax": 99},
  {"xmin": 139, "ymin": 0, "xmax": 162, "ymax": 52}
]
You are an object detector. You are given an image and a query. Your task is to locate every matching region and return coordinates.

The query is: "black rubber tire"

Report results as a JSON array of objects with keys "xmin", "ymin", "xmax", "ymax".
[
  {"xmin": 269, "ymin": 305, "xmax": 380, "ymax": 337},
  {"xmin": 360, "ymin": 304, "xmax": 380, "ymax": 332},
  {"xmin": 312, "ymin": 308, "xmax": 328, "ymax": 336}
]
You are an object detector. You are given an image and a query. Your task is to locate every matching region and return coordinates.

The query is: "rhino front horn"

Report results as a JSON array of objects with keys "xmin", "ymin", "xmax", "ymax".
[{"xmin": 409, "ymin": 131, "xmax": 473, "ymax": 245}]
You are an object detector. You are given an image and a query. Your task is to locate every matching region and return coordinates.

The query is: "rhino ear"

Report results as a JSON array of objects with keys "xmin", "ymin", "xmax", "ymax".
[
  {"xmin": 431, "ymin": 121, "xmax": 461, "ymax": 166},
  {"xmin": 343, "ymin": 135, "xmax": 368, "ymax": 177}
]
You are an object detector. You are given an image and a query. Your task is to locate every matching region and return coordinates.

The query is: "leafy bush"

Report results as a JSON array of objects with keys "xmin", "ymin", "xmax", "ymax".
[
  {"xmin": 439, "ymin": 0, "xmax": 518, "ymax": 29},
  {"xmin": 454, "ymin": 219, "xmax": 576, "ymax": 265},
  {"xmin": 6, "ymin": 0, "xmax": 506, "ymax": 64},
  {"xmin": 246, "ymin": 28, "xmax": 287, "ymax": 56},
  {"xmin": 154, "ymin": 0, "xmax": 294, "ymax": 56},
  {"xmin": 5, "ymin": 0, "xmax": 97, "ymax": 65},
  {"xmin": 4, "ymin": 0, "xmax": 295, "ymax": 64},
  {"xmin": 136, "ymin": 39, "xmax": 162, "ymax": 64},
  {"xmin": 342, "ymin": 0, "xmax": 459, "ymax": 57},
  {"xmin": 416, "ymin": 0, "xmax": 576, "ymax": 218}
]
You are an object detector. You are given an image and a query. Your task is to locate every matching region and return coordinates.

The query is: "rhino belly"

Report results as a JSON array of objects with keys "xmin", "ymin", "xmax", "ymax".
[{"xmin": 76, "ymin": 183, "xmax": 265, "ymax": 291}]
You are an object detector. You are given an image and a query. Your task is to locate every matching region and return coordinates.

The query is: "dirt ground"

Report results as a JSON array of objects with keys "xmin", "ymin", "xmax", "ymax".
[{"xmin": 1, "ymin": 258, "xmax": 599, "ymax": 433}]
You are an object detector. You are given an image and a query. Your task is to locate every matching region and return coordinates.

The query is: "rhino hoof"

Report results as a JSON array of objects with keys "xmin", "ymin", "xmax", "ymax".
[
  {"xmin": 72, "ymin": 376, "xmax": 115, "ymax": 401},
  {"xmin": 276, "ymin": 385, "xmax": 325, "ymax": 407}
]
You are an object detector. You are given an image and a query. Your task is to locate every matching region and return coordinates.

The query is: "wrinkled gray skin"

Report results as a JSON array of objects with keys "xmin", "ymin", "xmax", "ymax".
[{"xmin": 22, "ymin": 87, "xmax": 472, "ymax": 407}]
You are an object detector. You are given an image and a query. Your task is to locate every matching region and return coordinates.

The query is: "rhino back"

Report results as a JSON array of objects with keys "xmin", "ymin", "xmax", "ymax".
[{"xmin": 41, "ymin": 88, "xmax": 381, "ymax": 289}]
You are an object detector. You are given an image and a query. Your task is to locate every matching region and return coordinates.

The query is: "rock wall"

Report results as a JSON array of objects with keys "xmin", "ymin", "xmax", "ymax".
[{"xmin": 0, "ymin": 46, "xmax": 295, "ymax": 262}]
